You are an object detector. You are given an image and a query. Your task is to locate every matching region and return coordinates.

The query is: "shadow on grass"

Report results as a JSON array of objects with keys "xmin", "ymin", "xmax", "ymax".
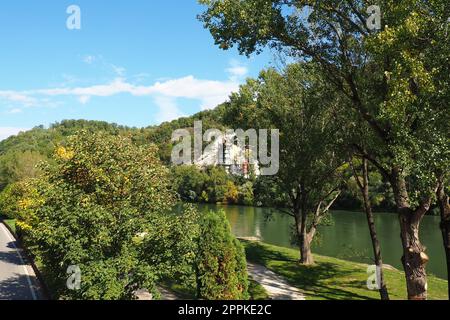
[{"xmin": 244, "ymin": 241, "xmax": 376, "ymax": 300}]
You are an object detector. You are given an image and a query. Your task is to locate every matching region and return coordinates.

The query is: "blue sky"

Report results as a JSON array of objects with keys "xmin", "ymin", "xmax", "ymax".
[{"xmin": 0, "ymin": 1, "xmax": 273, "ymax": 140}]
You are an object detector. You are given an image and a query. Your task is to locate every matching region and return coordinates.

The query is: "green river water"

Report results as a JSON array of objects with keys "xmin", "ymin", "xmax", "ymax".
[{"xmin": 197, "ymin": 204, "xmax": 447, "ymax": 280}]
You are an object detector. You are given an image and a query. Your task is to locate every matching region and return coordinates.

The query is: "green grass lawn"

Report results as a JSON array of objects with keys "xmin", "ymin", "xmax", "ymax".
[
  {"xmin": 2, "ymin": 218, "xmax": 16, "ymax": 236},
  {"xmin": 243, "ymin": 241, "xmax": 448, "ymax": 300},
  {"xmin": 248, "ymin": 278, "xmax": 270, "ymax": 300}
]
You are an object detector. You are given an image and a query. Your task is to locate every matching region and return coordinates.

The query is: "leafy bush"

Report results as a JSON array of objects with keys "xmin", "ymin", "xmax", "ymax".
[
  {"xmin": 196, "ymin": 210, "xmax": 249, "ymax": 300},
  {"xmin": 0, "ymin": 180, "xmax": 41, "ymax": 232},
  {"xmin": 26, "ymin": 131, "xmax": 198, "ymax": 300}
]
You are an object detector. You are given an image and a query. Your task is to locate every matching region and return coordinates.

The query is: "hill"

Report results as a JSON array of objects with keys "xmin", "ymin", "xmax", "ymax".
[{"xmin": 0, "ymin": 107, "xmax": 226, "ymax": 190}]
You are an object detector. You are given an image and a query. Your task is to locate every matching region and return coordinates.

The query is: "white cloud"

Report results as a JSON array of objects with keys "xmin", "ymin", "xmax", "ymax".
[
  {"xmin": 7, "ymin": 108, "xmax": 23, "ymax": 114},
  {"xmin": 0, "ymin": 127, "xmax": 29, "ymax": 141},
  {"xmin": 83, "ymin": 55, "xmax": 97, "ymax": 64},
  {"xmin": 111, "ymin": 65, "xmax": 126, "ymax": 76},
  {"xmin": 0, "ymin": 91, "xmax": 36, "ymax": 107},
  {"xmin": 0, "ymin": 75, "xmax": 240, "ymax": 111},
  {"xmin": 82, "ymin": 55, "xmax": 127, "ymax": 77},
  {"xmin": 0, "ymin": 60, "xmax": 249, "ymax": 119},
  {"xmin": 226, "ymin": 60, "xmax": 249, "ymax": 82},
  {"xmin": 154, "ymin": 96, "xmax": 186, "ymax": 123},
  {"xmin": 78, "ymin": 96, "xmax": 91, "ymax": 104}
]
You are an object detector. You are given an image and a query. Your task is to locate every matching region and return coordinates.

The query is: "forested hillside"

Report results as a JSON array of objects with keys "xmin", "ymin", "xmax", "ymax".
[
  {"xmin": 0, "ymin": 107, "xmax": 225, "ymax": 189},
  {"xmin": 0, "ymin": 101, "xmax": 399, "ymax": 213}
]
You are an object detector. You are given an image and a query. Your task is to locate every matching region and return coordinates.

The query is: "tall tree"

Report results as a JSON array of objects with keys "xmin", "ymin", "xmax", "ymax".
[
  {"xmin": 437, "ymin": 175, "xmax": 450, "ymax": 298},
  {"xmin": 350, "ymin": 157, "xmax": 389, "ymax": 300},
  {"xmin": 199, "ymin": 0, "xmax": 449, "ymax": 299},
  {"xmin": 223, "ymin": 64, "xmax": 345, "ymax": 264}
]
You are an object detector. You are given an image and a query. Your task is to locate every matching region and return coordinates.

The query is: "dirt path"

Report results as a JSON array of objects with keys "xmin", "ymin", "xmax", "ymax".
[{"xmin": 247, "ymin": 262, "xmax": 306, "ymax": 300}]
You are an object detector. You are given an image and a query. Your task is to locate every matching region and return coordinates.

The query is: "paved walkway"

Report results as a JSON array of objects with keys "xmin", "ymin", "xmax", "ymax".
[
  {"xmin": 0, "ymin": 223, "xmax": 43, "ymax": 300},
  {"xmin": 247, "ymin": 262, "xmax": 306, "ymax": 300},
  {"xmin": 138, "ymin": 264, "xmax": 306, "ymax": 301},
  {"xmin": 136, "ymin": 286, "xmax": 183, "ymax": 300}
]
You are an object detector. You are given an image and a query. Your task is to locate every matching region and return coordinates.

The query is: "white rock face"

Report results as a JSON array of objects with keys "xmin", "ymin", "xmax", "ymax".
[{"xmin": 195, "ymin": 133, "xmax": 260, "ymax": 177}]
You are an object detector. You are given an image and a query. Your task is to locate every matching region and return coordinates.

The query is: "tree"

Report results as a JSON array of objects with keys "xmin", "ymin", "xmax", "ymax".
[
  {"xmin": 199, "ymin": 0, "xmax": 449, "ymax": 299},
  {"xmin": 253, "ymin": 176, "xmax": 289, "ymax": 207},
  {"xmin": 26, "ymin": 131, "xmax": 198, "ymax": 300},
  {"xmin": 349, "ymin": 157, "xmax": 389, "ymax": 300},
  {"xmin": 0, "ymin": 180, "xmax": 42, "ymax": 232},
  {"xmin": 223, "ymin": 64, "xmax": 345, "ymax": 264},
  {"xmin": 0, "ymin": 150, "xmax": 45, "ymax": 189},
  {"xmin": 171, "ymin": 165, "xmax": 208, "ymax": 202},
  {"xmin": 195, "ymin": 210, "xmax": 249, "ymax": 300},
  {"xmin": 437, "ymin": 175, "xmax": 450, "ymax": 298},
  {"xmin": 204, "ymin": 166, "xmax": 230, "ymax": 203},
  {"xmin": 238, "ymin": 181, "xmax": 254, "ymax": 206},
  {"xmin": 224, "ymin": 181, "xmax": 239, "ymax": 204}
]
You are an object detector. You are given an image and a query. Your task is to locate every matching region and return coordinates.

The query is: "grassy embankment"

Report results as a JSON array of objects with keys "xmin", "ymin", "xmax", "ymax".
[{"xmin": 243, "ymin": 241, "xmax": 448, "ymax": 300}]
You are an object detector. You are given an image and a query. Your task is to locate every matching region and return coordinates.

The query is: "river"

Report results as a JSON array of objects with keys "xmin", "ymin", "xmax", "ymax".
[{"xmin": 197, "ymin": 204, "xmax": 447, "ymax": 279}]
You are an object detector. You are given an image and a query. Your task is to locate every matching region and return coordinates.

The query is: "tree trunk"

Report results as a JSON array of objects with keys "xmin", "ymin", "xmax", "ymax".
[
  {"xmin": 437, "ymin": 179, "xmax": 450, "ymax": 299},
  {"xmin": 391, "ymin": 169, "xmax": 428, "ymax": 300},
  {"xmin": 294, "ymin": 201, "xmax": 315, "ymax": 265},
  {"xmin": 352, "ymin": 158, "xmax": 389, "ymax": 300},
  {"xmin": 300, "ymin": 230, "xmax": 315, "ymax": 265}
]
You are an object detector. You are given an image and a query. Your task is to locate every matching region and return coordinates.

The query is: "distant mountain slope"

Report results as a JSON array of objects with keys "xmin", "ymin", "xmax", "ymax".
[{"xmin": 0, "ymin": 106, "xmax": 226, "ymax": 190}]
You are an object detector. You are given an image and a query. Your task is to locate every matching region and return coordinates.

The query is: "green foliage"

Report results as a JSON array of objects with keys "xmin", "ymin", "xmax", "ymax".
[
  {"xmin": 171, "ymin": 165, "xmax": 209, "ymax": 202},
  {"xmin": 171, "ymin": 165, "xmax": 256, "ymax": 206},
  {"xmin": 0, "ymin": 180, "xmax": 41, "ymax": 230},
  {"xmin": 196, "ymin": 210, "xmax": 249, "ymax": 300},
  {"xmin": 0, "ymin": 120, "xmax": 136, "ymax": 191},
  {"xmin": 253, "ymin": 176, "xmax": 289, "ymax": 208},
  {"xmin": 25, "ymin": 131, "xmax": 198, "ymax": 300},
  {"xmin": 0, "ymin": 183, "xmax": 20, "ymax": 219},
  {"xmin": 238, "ymin": 181, "xmax": 255, "ymax": 206},
  {"xmin": 203, "ymin": 167, "xmax": 230, "ymax": 203},
  {"xmin": 335, "ymin": 161, "xmax": 396, "ymax": 212},
  {"xmin": 223, "ymin": 63, "xmax": 346, "ymax": 248},
  {"xmin": 0, "ymin": 150, "xmax": 45, "ymax": 189},
  {"xmin": 224, "ymin": 181, "xmax": 239, "ymax": 204},
  {"xmin": 199, "ymin": 0, "xmax": 449, "ymax": 208}
]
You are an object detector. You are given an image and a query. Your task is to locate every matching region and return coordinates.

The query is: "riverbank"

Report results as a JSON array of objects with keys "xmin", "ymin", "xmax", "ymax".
[
  {"xmin": 197, "ymin": 204, "xmax": 447, "ymax": 279},
  {"xmin": 242, "ymin": 241, "xmax": 449, "ymax": 300}
]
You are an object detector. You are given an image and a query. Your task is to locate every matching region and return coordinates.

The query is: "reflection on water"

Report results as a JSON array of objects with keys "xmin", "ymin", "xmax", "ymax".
[{"xmin": 197, "ymin": 204, "xmax": 446, "ymax": 279}]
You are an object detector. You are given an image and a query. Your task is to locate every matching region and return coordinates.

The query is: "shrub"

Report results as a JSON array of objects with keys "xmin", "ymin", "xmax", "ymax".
[
  {"xmin": 196, "ymin": 210, "xmax": 249, "ymax": 300},
  {"xmin": 27, "ymin": 131, "xmax": 198, "ymax": 300},
  {"xmin": 0, "ymin": 180, "xmax": 41, "ymax": 234}
]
